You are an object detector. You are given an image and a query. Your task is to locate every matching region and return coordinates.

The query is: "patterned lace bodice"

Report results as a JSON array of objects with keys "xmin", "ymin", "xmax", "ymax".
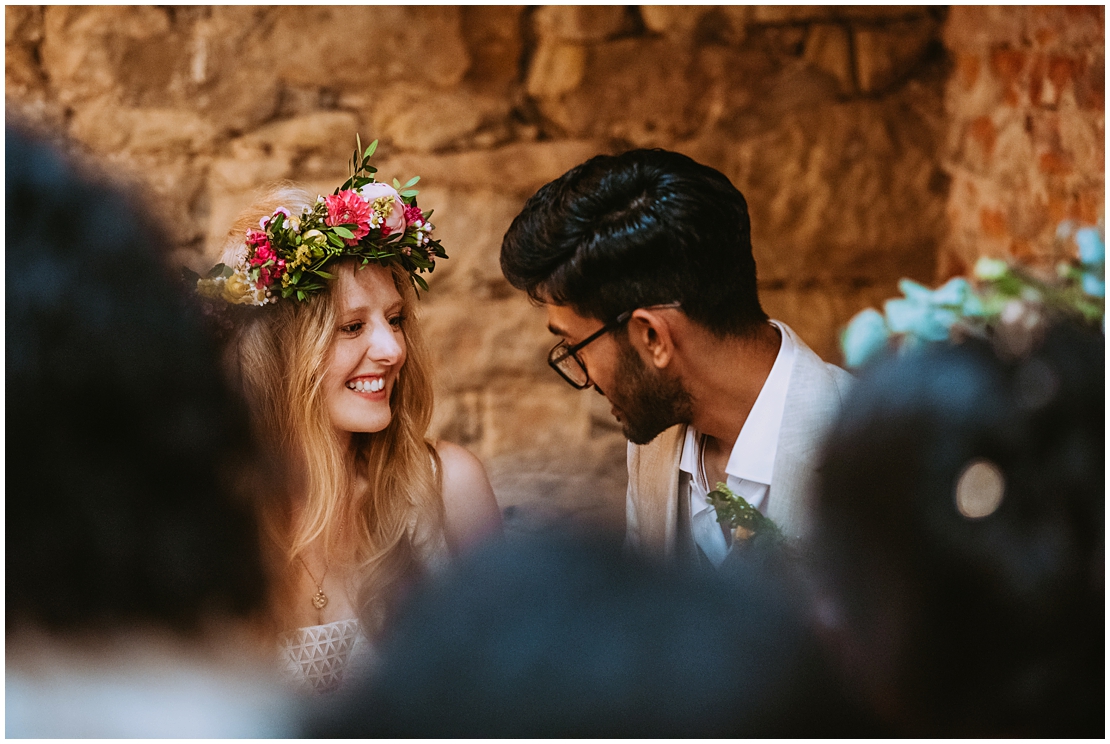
[{"xmin": 278, "ymin": 618, "xmax": 373, "ymax": 694}]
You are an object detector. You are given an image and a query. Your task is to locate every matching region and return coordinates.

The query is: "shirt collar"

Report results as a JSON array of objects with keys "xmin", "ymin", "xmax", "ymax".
[{"xmin": 678, "ymin": 321, "xmax": 796, "ymax": 486}]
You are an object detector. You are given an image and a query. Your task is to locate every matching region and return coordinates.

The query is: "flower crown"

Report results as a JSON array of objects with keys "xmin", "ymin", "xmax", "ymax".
[{"xmin": 195, "ymin": 137, "xmax": 446, "ymax": 306}]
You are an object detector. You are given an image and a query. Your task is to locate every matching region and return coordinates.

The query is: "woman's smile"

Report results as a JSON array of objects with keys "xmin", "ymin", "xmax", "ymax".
[{"xmin": 345, "ymin": 375, "xmax": 388, "ymax": 394}]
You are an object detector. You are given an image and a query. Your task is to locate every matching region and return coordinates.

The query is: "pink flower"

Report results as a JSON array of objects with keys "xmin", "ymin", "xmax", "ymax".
[
  {"xmin": 324, "ymin": 190, "xmax": 372, "ymax": 246},
  {"xmin": 246, "ymin": 229, "xmax": 275, "ymax": 265},
  {"xmin": 404, "ymin": 204, "xmax": 424, "ymax": 226},
  {"xmin": 257, "ymin": 259, "xmax": 286, "ymax": 289},
  {"xmin": 359, "ymin": 182, "xmax": 407, "ymax": 236},
  {"xmin": 259, "ymin": 207, "xmax": 291, "ymax": 229}
]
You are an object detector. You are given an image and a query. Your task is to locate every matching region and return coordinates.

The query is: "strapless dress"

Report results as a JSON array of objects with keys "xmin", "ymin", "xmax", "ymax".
[{"xmin": 278, "ymin": 617, "xmax": 374, "ymax": 694}]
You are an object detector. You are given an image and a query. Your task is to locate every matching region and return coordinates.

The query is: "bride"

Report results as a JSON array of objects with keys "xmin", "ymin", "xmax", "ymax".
[{"xmin": 197, "ymin": 141, "xmax": 502, "ymax": 693}]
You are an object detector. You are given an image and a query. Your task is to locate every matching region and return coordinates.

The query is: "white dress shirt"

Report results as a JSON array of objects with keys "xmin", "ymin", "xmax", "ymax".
[{"xmin": 679, "ymin": 321, "xmax": 797, "ymax": 566}]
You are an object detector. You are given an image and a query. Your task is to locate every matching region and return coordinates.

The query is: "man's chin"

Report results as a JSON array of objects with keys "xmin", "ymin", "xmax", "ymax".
[{"xmin": 621, "ymin": 419, "xmax": 671, "ymax": 446}]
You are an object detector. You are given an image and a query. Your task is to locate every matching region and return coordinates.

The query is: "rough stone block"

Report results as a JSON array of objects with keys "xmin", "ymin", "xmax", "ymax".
[
  {"xmin": 640, "ymin": 5, "xmax": 707, "ymax": 36},
  {"xmin": 750, "ymin": 6, "xmax": 836, "ymax": 24},
  {"xmin": 373, "ymin": 140, "xmax": 608, "ymax": 198},
  {"xmin": 533, "ymin": 37, "xmax": 706, "ymax": 146},
  {"xmin": 696, "ymin": 94, "xmax": 946, "ymax": 288},
  {"xmin": 533, "ymin": 5, "xmax": 630, "ymax": 42},
  {"xmin": 232, "ymin": 111, "xmax": 361, "ymax": 159},
  {"xmin": 854, "ymin": 18, "xmax": 938, "ymax": 94},
  {"xmin": 6, "ymin": 6, "xmax": 45, "ymax": 91},
  {"xmin": 526, "ymin": 39, "xmax": 587, "ymax": 98},
  {"xmin": 410, "ymin": 186, "xmax": 528, "ymax": 299},
  {"xmin": 804, "ymin": 24, "xmax": 854, "ymax": 95},
  {"xmin": 460, "ymin": 6, "xmax": 524, "ymax": 93},
  {"xmin": 370, "ymin": 89, "xmax": 511, "ymax": 153},
  {"xmin": 68, "ymin": 104, "xmax": 218, "ymax": 155},
  {"xmin": 420, "ymin": 296, "xmax": 554, "ymax": 385},
  {"xmin": 265, "ymin": 6, "xmax": 469, "ymax": 90}
]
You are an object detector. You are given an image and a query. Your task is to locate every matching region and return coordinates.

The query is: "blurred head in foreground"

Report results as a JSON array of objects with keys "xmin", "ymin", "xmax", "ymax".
[
  {"xmin": 5, "ymin": 126, "xmax": 292, "ymax": 737},
  {"xmin": 811, "ymin": 323, "xmax": 1104, "ymax": 736},
  {"xmin": 6, "ymin": 127, "xmax": 270, "ymax": 638},
  {"xmin": 309, "ymin": 535, "xmax": 872, "ymax": 737}
]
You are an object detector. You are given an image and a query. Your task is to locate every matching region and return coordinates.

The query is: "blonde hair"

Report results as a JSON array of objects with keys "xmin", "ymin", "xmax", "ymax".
[{"xmin": 222, "ymin": 183, "xmax": 444, "ymax": 633}]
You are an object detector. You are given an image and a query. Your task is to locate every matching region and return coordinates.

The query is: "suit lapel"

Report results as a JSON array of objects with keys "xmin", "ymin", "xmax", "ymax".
[
  {"xmin": 767, "ymin": 325, "xmax": 846, "ymax": 541},
  {"xmin": 635, "ymin": 423, "xmax": 685, "ymax": 561}
]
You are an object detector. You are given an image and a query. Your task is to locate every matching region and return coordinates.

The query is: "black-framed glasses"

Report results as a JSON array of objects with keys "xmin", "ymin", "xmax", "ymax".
[{"xmin": 547, "ymin": 303, "xmax": 681, "ymax": 389}]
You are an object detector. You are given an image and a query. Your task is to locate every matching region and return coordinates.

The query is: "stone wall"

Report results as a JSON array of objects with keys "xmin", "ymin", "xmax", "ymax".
[
  {"xmin": 941, "ymin": 6, "xmax": 1104, "ymax": 276},
  {"xmin": 5, "ymin": 6, "xmax": 969, "ymax": 537}
]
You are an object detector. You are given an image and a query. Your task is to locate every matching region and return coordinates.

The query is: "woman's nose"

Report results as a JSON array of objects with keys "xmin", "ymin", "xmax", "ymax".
[{"xmin": 366, "ymin": 321, "xmax": 404, "ymax": 364}]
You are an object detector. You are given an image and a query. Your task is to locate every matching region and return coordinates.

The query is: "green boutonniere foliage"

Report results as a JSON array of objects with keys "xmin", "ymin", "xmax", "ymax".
[{"xmin": 706, "ymin": 482, "xmax": 784, "ymax": 548}]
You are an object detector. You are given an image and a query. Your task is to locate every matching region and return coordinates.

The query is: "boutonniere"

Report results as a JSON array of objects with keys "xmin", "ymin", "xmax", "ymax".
[{"xmin": 706, "ymin": 482, "xmax": 783, "ymax": 547}]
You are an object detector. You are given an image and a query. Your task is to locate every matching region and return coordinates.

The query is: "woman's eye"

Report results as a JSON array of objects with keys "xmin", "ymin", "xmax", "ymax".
[
  {"xmin": 340, "ymin": 322, "xmax": 363, "ymax": 335},
  {"xmin": 389, "ymin": 314, "xmax": 406, "ymax": 329}
]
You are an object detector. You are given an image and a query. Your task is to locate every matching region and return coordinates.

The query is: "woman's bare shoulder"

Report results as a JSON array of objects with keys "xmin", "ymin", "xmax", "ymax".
[{"xmin": 432, "ymin": 440, "xmax": 503, "ymax": 552}]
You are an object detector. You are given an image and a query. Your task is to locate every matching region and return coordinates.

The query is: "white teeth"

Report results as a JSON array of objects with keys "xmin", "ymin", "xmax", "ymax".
[{"xmin": 347, "ymin": 377, "xmax": 384, "ymax": 393}]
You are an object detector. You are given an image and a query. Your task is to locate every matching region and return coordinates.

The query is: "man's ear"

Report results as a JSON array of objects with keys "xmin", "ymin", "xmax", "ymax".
[{"xmin": 626, "ymin": 308, "xmax": 677, "ymax": 370}]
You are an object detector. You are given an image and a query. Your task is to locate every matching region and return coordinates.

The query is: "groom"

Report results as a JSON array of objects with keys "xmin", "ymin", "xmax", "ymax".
[{"xmin": 499, "ymin": 149, "xmax": 851, "ymax": 566}]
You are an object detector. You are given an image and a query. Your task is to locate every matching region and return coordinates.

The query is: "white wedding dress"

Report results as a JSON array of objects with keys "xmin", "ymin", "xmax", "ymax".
[{"xmin": 278, "ymin": 518, "xmax": 450, "ymax": 694}]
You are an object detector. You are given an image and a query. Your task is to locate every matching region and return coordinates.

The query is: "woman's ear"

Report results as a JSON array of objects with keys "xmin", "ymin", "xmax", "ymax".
[{"xmin": 627, "ymin": 308, "xmax": 677, "ymax": 370}]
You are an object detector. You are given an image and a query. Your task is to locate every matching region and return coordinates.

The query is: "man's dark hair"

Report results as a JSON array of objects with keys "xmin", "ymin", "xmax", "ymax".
[
  {"xmin": 500, "ymin": 148, "xmax": 768, "ymax": 337},
  {"xmin": 6, "ymin": 128, "xmax": 270, "ymax": 634}
]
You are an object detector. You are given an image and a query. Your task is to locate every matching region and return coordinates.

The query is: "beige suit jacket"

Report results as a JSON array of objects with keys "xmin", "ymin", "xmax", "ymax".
[{"xmin": 624, "ymin": 322, "xmax": 853, "ymax": 563}]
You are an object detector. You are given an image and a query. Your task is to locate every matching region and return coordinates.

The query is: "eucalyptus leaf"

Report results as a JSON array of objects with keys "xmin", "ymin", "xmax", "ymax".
[
  {"xmin": 403, "ymin": 176, "xmax": 420, "ymax": 188},
  {"xmin": 400, "ymin": 189, "xmax": 419, "ymax": 198}
]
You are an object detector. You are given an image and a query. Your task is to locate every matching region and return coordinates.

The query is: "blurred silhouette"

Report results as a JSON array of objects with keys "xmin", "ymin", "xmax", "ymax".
[
  {"xmin": 6, "ymin": 127, "xmax": 295, "ymax": 737},
  {"xmin": 810, "ymin": 323, "xmax": 1104, "ymax": 736},
  {"xmin": 307, "ymin": 534, "xmax": 876, "ymax": 737}
]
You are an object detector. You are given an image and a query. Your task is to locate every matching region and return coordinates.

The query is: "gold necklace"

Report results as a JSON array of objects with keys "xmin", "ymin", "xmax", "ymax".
[
  {"xmin": 298, "ymin": 555, "xmax": 330, "ymax": 610},
  {"xmin": 296, "ymin": 515, "xmax": 347, "ymax": 610}
]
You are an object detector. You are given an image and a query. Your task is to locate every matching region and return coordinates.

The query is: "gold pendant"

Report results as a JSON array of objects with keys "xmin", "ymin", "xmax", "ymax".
[{"xmin": 312, "ymin": 590, "xmax": 328, "ymax": 610}]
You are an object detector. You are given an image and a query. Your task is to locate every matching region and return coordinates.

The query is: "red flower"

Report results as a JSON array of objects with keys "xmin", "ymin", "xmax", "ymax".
[
  {"xmin": 404, "ymin": 204, "xmax": 424, "ymax": 225},
  {"xmin": 324, "ymin": 190, "xmax": 372, "ymax": 246}
]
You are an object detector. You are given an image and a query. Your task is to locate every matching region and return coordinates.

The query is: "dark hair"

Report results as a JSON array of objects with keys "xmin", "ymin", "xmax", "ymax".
[
  {"xmin": 307, "ymin": 535, "xmax": 874, "ymax": 737},
  {"xmin": 5, "ymin": 128, "xmax": 270, "ymax": 634},
  {"xmin": 500, "ymin": 149, "xmax": 767, "ymax": 336},
  {"xmin": 813, "ymin": 324, "xmax": 1104, "ymax": 736}
]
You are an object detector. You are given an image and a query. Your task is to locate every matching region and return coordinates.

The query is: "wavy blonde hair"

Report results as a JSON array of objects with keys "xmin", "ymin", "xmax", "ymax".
[{"xmin": 220, "ymin": 183, "xmax": 444, "ymax": 634}]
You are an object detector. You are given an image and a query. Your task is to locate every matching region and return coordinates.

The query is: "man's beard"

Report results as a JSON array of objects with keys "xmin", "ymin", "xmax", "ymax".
[{"xmin": 600, "ymin": 335, "xmax": 693, "ymax": 445}]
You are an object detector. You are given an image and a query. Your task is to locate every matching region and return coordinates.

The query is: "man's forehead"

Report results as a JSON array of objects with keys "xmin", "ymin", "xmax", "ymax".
[{"xmin": 544, "ymin": 302, "xmax": 596, "ymax": 338}]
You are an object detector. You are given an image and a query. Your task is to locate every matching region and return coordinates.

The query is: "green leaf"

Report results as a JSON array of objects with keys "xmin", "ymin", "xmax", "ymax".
[
  {"xmin": 332, "ymin": 225, "xmax": 355, "ymax": 240},
  {"xmin": 413, "ymin": 273, "xmax": 429, "ymax": 292},
  {"xmin": 392, "ymin": 178, "xmax": 401, "ymax": 189},
  {"xmin": 365, "ymin": 139, "xmax": 378, "ymax": 159},
  {"xmin": 400, "ymin": 189, "xmax": 419, "ymax": 198},
  {"xmin": 326, "ymin": 232, "xmax": 346, "ymax": 248},
  {"xmin": 314, "ymin": 270, "xmax": 335, "ymax": 279},
  {"xmin": 403, "ymin": 175, "xmax": 420, "ymax": 188},
  {"xmin": 297, "ymin": 290, "xmax": 306, "ymax": 301}
]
